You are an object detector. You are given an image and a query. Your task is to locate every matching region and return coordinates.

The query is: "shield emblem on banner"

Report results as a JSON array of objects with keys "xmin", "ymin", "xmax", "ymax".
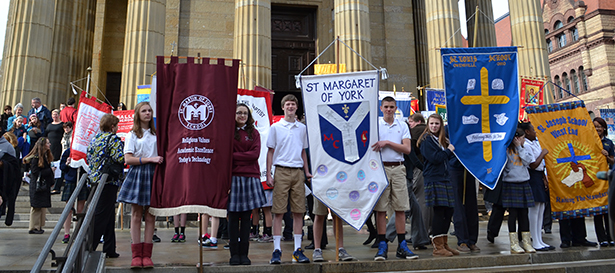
[{"xmin": 318, "ymin": 102, "xmax": 370, "ymax": 164}]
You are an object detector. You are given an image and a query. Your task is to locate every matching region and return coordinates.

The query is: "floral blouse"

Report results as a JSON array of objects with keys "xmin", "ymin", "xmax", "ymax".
[{"xmin": 87, "ymin": 132, "xmax": 124, "ymax": 186}]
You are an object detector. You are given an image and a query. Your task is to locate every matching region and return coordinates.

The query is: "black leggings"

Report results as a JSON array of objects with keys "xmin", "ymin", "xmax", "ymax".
[
  {"xmin": 432, "ymin": 206, "xmax": 454, "ymax": 236},
  {"xmin": 228, "ymin": 211, "xmax": 251, "ymax": 245},
  {"xmin": 507, "ymin": 207, "xmax": 529, "ymax": 232}
]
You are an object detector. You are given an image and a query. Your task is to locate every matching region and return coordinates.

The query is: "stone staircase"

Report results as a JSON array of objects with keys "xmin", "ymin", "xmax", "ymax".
[{"xmin": 1, "ymin": 183, "xmax": 66, "ymax": 229}]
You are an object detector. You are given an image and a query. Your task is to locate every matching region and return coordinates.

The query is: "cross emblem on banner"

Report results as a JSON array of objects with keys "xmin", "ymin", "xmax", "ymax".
[
  {"xmin": 556, "ymin": 143, "xmax": 591, "ymax": 164},
  {"xmin": 460, "ymin": 67, "xmax": 510, "ymax": 162}
]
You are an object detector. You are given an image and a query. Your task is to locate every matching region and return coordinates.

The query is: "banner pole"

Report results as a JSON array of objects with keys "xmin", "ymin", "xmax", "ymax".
[
  {"xmin": 472, "ymin": 5, "xmax": 479, "ymax": 47},
  {"xmin": 199, "ymin": 214, "xmax": 203, "ymax": 273},
  {"xmin": 335, "ymin": 35, "xmax": 341, "ymax": 261}
]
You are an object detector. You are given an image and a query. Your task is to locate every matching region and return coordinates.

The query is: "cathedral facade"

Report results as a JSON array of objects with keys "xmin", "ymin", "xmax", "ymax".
[{"xmin": 1, "ymin": 0, "xmax": 550, "ymax": 114}]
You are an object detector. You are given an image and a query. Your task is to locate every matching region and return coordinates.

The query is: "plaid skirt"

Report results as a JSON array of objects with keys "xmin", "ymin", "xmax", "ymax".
[
  {"xmin": 61, "ymin": 179, "xmax": 89, "ymax": 202},
  {"xmin": 425, "ymin": 179, "xmax": 455, "ymax": 207},
  {"xmin": 501, "ymin": 181, "xmax": 535, "ymax": 208},
  {"xmin": 228, "ymin": 176, "xmax": 267, "ymax": 212},
  {"xmin": 117, "ymin": 164, "xmax": 155, "ymax": 206}
]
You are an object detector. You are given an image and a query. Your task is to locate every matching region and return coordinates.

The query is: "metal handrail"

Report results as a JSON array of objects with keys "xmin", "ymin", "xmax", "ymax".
[
  {"xmin": 30, "ymin": 173, "xmax": 90, "ymax": 273},
  {"xmin": 61, "ymin": 175, "xmax": 107, "ymax": 273}
]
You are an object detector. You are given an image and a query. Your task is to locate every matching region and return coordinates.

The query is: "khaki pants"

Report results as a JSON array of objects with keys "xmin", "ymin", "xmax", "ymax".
[{"xmin": 29, "ymin": 207, "xmax": 47, "ymax": 231}]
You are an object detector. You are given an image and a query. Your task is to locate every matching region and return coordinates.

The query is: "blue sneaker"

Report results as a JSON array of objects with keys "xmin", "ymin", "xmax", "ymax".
[
  {"xmin": 292, "ymin": 248, "xmax": 310, "ymax": 263},
  {"xmin": 374, "ymin": 241, "xmax": 388, "ymax": 261},
  {"xmin": 270, "ymin": 249, "xmax": 282, "ymax": 264},
  {"xmin": 396, "ymin": 240, "xmax": 419, "ymax": 259}
]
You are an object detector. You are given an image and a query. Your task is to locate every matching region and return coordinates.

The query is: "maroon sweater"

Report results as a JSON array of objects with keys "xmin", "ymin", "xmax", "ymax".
[{"xmin": 232, "ymin": 128, "xmax": 261, "ymax": 178}]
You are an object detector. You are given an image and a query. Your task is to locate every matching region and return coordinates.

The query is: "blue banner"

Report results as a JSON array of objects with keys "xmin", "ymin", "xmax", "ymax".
[
  {"xmin": 425, "ymin": 89, "xmax": 446, "ymax": 111},
  {"xmin": 441, "ymin": 47, "xmax": 519, "ymax": 190}
]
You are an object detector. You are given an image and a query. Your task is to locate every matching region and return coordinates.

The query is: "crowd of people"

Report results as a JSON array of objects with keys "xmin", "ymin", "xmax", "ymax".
[{"xmin": 0, "ymin": 95, "xmax": 612, "ymax": 268}]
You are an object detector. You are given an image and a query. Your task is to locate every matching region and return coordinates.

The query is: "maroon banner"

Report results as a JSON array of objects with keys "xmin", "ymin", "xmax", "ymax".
[{"xmin": 150, "ymin": 56, "xmax": 239, "ymax": 217}]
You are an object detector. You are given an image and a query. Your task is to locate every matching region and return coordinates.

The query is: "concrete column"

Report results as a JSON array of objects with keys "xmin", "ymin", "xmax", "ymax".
[
  {"xmin": 426, "ymin": 0, "xmax": 462, "ymax": 89},
  {"xmin": 67, "ymin": 0, "xmax": 96, "ymax": 97},
  {"xmin": 120, "ymin": 0, "xmax": 166, "ymax": 108},
  {"xmin": 233, "ymin": 0, "xmax": 271, "ymax": 90},
  {"xmin": 334, "ymin": 0, "xmax": 372, "ymax": 72},
  {"xmin": 509, "ymin": 0, "xmax": 553, "ymax": 103},
  {"xmin": 465, "ymin": 0, "xmax": 497, "ymax": 47},
  {"xmin": 48, "ymin": 0, "xmax": 74, "ymax": 108},
  {"xmin": 413, "ymin": 0, "xmax": 429, "ymax": 87},
  {"xmin": 1, "ymin": 0, "xmax": 56, "ymax": 107}
]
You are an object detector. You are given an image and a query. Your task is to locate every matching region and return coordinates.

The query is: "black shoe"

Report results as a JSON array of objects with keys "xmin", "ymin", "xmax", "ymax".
[
  {"xmin": 305, "ymin": 242, "xmax": 315, "ymax": 249},
  {"xmin": 536, "ymin": 247, "xmax": 549, "ymax": 251},
  {"xmin": 487, "ymin": 231, "xmax": 495, "ymax": 243},
  {"xmin": 50, "ymin": 190, "xmax": 61, "ymax": 194},
  {"xmin": 600, "ymin": 241, "xmax": 609, "ymax": 247},
  {"xmin": 240, "ymin": 255, "xmax": 251, "ymax": 265},
  {"xmin": 544, "ymin": 228, "xmax": 552, "ymax": 234},
  {"xmin": 29, "ymin": 229, "xmax": 44, "ymax": 234},
  {"xmin": 413, "ymin": 245, "xmax": 427, "ymax": 250},
  {"xmin": 572, "ymin": 240, "xmax": 597, "ymax": 247},
  {"xmin": 560, "ymin": 242, "xmax": 571, "ymax": 248},
  {"xmin": 546, "ymin": 245, "xmax": 555, "ymax": 250},
  {"xmin": 229, "ymin": 255, "xmax": 241, "ymax": 265},
  {"xmin": 106, "ymin": 252, "xmax": 120, "ymax": 258},
  {"xmin": 363, "ymin": 233, "xmax": 376, "ymax": 245},
  {"xmin": 152, "ymin": 234, "xmax": 161, "ymax": 243}
]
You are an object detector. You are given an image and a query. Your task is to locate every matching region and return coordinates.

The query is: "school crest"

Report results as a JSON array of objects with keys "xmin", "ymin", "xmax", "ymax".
[{"xmin": 318, "ymin": 102, "xmax": 370, "ymax": 164}]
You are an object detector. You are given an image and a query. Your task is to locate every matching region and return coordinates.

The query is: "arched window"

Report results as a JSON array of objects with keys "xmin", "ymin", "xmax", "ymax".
[
  {"xmin": 579, "ymin": 66, "xmax": 588, "ymax": 91},
  {"xmin": 563, "ymin": 72, "xmax": 570, "ymax": 95},
  {"xmin": 555, "ymin": 20, "xmax": 563, "ymax": 30},
  {"xmin": 547, "ymin": 39, "xmax": 553, "ymax": 52},
  {"xmin": 545, "ymin": 29, "xmax": 550, "ymax": 35},
  {"xmin": 554, "ymin": 76, "xmax": 562, "ymax": 98},
  {"xmin": 571, "ymin": 27, "xmax": 578, "ymax": 41},
  {"xmin": 571, "ymin": 69, "xmax": 579, "ymax": 94},
  {"xmin": 567, "ymin": 16, "xmax": 574, "ymax": 23},
  {"xmin": 557, "ymin": 33, "xmax": 567, "ymax": 47}
]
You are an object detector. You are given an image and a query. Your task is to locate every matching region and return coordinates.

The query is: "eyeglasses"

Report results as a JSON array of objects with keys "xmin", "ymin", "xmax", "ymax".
[{"xmin": 236, "ymin": 112, "xmax": 249, "ymax": 116}]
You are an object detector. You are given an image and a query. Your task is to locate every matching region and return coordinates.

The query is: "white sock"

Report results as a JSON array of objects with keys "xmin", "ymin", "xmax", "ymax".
[
  {"xmin": 528, "ymin": 206, "xmax": 542, "ymax": 249},
  {"xmin": 294, "ymin": 234, "xmax": 302, "ymax": 250},
  {"xmin": 210, "ymin": 237, "xmax": 217, "ymax": 244},
  {"xmin": 273, "ymin": 235, "xmax": 282, "ymax": 251},
  {"xmin": 536, "ymin": 203, "xmax": 550, "ymax": 248}
]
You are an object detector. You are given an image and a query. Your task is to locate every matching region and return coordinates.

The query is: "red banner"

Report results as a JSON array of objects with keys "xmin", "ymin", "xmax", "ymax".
[
  {"xmin": 69, "ymin": 92, "xmax": 112, "ymax": 171},
  {"xmin": 150, "ymin": 56, "xmax": 239, "ymax": 217},
  {"xmin": 113, "ymin": 110, "xmax": 134, "ymax": 142},
  {"xmin": 520, "ymin": 78, "xmax": 544, "ymax": 121}
]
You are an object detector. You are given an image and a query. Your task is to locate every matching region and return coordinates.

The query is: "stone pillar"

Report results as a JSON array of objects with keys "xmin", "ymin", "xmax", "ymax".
[
  {"xmin": 465, "ymin": 0, "xmax": 496, "ymax": 47},
  {"xmin": 1, "ymin": 0, "xmax": 56, "ymax": 107},
  {"xmin": 48, "ymin": 0, "xmax": 74, "ymax": 108},
  {"xmin": 334, "ymin": 0, "xmax": 372, "ymax": 72},
  {"xmin": 120, "ymin": 0, "xmax": 166, "ymax": 108},
  {"xmin": 67, "ymin": 0, "xmax": 96, "ymax": 98},
  {"xmin": 413, "ymin": 0, "xmax": 429, "ymax": 87},
  {"xmin": 233, "ymin": 0, "xmax": 271, "ymax": 90},
  {"xmin": 426, "ymin": 0, "xmax": 462, "ymax": 89},
  {"xmin": 509, "ymin": 0, "xmax": 552, "ymax": 103}
]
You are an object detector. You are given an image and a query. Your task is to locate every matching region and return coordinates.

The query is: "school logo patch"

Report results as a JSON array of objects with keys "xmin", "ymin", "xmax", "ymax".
[
  {"xmin": 318, "ymin": 102, "xmax": 370, "ymax": 164},
  {"xmin": 178, "ymin": 95, "xmax": 215, "ymax": 130}
]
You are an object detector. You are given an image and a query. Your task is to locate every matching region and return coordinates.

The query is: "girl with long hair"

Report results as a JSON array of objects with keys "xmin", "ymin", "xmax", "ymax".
[
  {"xmin": 501, "ymin": 128, "xmax": 536, "ymax": 254},
  {"xmin": 23, "ymin": 137, "xmax": 55, "ymax": 234},
  {"xmin": 417, "ymin": 114, "xmax": 458, "ymax": 257},
  {"xmin": 117, "ymin": 102, "xmax": 163, "ymax": 268},
  {"xmin": 228, "ymin": 103, "xmax": 267, "ymax": 265},
  {"xmin": 592, "ymin": 117, "xmax": 613, "ymax": 246}
]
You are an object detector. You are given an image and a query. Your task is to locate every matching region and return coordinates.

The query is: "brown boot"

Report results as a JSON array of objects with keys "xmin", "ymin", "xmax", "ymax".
[
  {"xmin": 141, "ymin": 242, "xmax": 154, "ymax": 268},
  {"xmin": 443, "ymin": 236, "xmax": 460, "ymax": 255},
  {"xmin": 431, "ymin": 235, "xmax": 453, "ymax": 257},
  {"xmin": 130, "ymin": 243, "xmax": 142, "ymax": 269}
]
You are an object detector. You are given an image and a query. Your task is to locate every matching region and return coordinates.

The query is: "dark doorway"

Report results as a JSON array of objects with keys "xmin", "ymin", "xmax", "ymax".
[
  {"xmin": 271, "ymin": 6, "xmax": 316, "ymax": 117},
  {"xmin": 106, "ymin": 72, "xmax": 121, "ymax": 109}
]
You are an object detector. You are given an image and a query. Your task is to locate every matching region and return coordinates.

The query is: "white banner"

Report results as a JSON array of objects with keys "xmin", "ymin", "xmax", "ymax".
[
  {"xmin": 237, "ymin": 89, "xmax": 272, "ymax": 183},
  {"xmin": 300, "ymin": 70, "xmax": 387, "ymax": 230},
  {"xmin": 69, "ymin": 92, "xmax": 112, "ymax": 172}
]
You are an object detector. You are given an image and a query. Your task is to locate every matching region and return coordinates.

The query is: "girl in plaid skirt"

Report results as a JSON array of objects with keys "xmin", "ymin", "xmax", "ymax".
[
  {"xmin": 228, "ymin": 103, "xmax": 267, "ymax": 265},
  {"xmin": 117, "ymin": 102, "xmax": 164, "ymax": 269},
  {"xmin": 501, "ymin": 127, "xmax": 535, "ymax": 254},
  {"xmin": 417, "ymin": 114, "xmax": 458, "ymax": 257}
]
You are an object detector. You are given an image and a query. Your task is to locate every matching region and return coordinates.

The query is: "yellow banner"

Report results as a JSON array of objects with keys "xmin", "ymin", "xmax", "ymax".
[
  {"xmin": 315, "ymin": 64, "xmax": 346, "ymax": 75},
  {"xmin": 527, "ymin": 102, "xmax": 608, "ymax": 219}
]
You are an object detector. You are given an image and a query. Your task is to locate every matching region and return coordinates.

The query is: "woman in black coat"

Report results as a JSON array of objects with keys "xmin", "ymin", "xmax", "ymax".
[{"xmin": 24, "ymin": 137, "xmax": 55, "ymax": 234}]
